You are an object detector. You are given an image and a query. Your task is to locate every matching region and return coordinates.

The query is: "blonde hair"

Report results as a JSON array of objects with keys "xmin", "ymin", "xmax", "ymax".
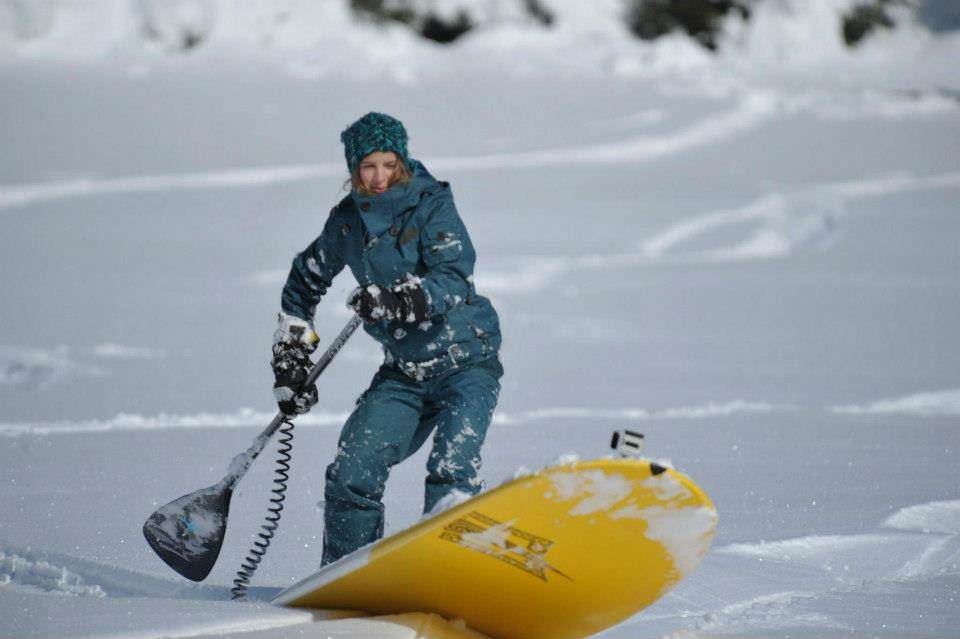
[{"xmin": 345, "ymin": 154, "xmax": 413, "ymax": 196}]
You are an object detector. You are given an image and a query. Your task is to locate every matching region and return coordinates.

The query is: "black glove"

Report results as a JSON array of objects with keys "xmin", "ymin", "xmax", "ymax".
[
  {"xmin": 347, "ymin": 278, "xmax": 429, "ymax": 324},
  {"xmin": 271, "ymin": 313, "xmax": 320, "ymax": 416}
]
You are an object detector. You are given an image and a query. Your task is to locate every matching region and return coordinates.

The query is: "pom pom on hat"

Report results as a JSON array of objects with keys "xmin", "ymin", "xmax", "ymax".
[{"xmin": 340, "ymin": 112, "xmax": 409, "ymax": 174}]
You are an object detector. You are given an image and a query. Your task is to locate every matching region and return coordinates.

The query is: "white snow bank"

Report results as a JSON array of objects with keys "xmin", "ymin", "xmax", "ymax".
[
  {"xmin": 1, "ymin": 0, "xmax": 959, "ymax": 92},
  {"xmin": 0, "ymin": 407, "xmax": 350, "ymax": 436},
  {"xmin": 0, "ymin": 587, "xmax": 316, "ymax": 639},
  {"xmin": 880, "ymin": 502, "xmax": 960, "ymax": 580},
  {"xmin": 832, "ymin": 388, "xmax": 960, "ymax": 416},
  {"xmin": 0, "ymin": 544, "xmax": 489, "ymax": 638},
  {"xmin": 0, "ymin": 400, "xmax": 785, "ymax": 436},
  {"xmin": 493, "ymin": 400, "xmax": 789, "ymax": 425},
  {"xmin": 10, "ymin": 388, "xmax": 959, "ymax": 439},
  {"xmin": 0, "ymin": 548, "xmax": 106, "ymax": 597},
  {"xmin": 884, "ymin": 499, "xmax": 960, "ymax": 535},
  {"xmin": 0, "ymin": 543, "xmax": 193, "ymax": 599}
]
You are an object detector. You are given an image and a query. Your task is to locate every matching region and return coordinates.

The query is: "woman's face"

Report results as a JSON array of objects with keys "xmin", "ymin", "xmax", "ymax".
[{"xmin": 357, "ymin": 151, "xmax": 399, "ymax": 196}]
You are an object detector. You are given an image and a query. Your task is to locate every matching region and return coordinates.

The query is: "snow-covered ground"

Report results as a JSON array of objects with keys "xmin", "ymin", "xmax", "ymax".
[{"xmin": 2, "ymin": 2, "xmax": 960, "ymax": 637}]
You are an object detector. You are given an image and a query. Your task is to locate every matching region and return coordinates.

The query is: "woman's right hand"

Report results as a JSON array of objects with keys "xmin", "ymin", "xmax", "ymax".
[{"xmin": 271, "ymin": 312, "xmax": 320, "ymax": 416}]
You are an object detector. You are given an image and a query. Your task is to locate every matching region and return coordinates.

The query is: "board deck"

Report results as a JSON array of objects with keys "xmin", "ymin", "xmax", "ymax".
[{"xmin": 273, "ymin": 458, "xmax": 716, "ymax": 639}]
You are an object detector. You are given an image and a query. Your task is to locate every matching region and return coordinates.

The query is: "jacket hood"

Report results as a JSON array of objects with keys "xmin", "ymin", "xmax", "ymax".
[{"xmin": 349, "ymin": 158, "xmax": 441, "ymax": 216}]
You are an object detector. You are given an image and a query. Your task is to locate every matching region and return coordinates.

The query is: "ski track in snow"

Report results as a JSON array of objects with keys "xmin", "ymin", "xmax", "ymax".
[
  {"xmin": 0, "ymin": 164, "xmax": 344, "ymax": 212},
  {"xmin": 642, "ymin": 171, "xmax": 960, "ymax": 262},
  {"xmin": 0, "ymin": 90, "xmax": 777, "ymax": 212},
  {"xmin": 716, "ymin": 498, "xmax": 960, "ymax": 577},
  {"xmin": 473, "ymin": 170, "xmax": 960, "ymax": 296},
  {"xmin": 696, "ymin": 590, "xmax": 846, "ymax": 634},
  {"xmin": 4, "ymin": 113, "xmax": 953, "ymax": 303},
  {"xmin": 430, "ymin": 90, "xmax": 781, "ymax": 170},
  {"xmin": 0, "ymin": 89, "xmax": 949, "ymax": 214},
  {"xmin": 248, "ymin": 164, "xmax": 960, "ymax": 298},
  {"xmin": 639, "ymin": 191, "xmax": 839, "ymax": 262},
  {"xmin": 15, "ymin": 87, "xmax": 940, "ymax": 217},
  {"xmin": 656, "ymin": 498, "xmax": 960, "ymax": 633}
]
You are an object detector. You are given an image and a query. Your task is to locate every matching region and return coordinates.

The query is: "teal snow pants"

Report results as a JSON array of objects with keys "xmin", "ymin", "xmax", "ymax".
[{"xmin": 321, "ymin": 356, "xmax": 502, "ymax": 565}]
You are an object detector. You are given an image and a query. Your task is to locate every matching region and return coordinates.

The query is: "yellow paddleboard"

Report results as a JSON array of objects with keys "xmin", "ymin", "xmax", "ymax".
[{"xmin": 273, "ymin": 458, "xmax": 716, "ymax": 639}]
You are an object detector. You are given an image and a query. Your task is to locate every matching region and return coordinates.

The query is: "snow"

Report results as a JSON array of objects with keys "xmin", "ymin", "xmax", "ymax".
[
  {"xmin": 0, "ymin": 345, "xmax": 106, "ymax": 388},
  {"xmin": 2, "ymin": 2, "xmax": 960, "ymax": 637},
  {"xmin": 0, "ymin": 549, "xmax": 107, "ymax": 598},
  {"xmin": 634, "ymin": 506, "xmax": 718, "ymax": 577},
  {"xmin": 0, "ymin": 163, "xmax": 340, "ymax": 211},
  {"xmin": 421, "ymin": 488, "xmax": 474, "ymax": 519},
  {"xmin": 454, "ymin": 519, "xmax": 517, "ymax": 555},
  {"xmin": 883, "ymin": 499, "xmax": 960, "ymax": 535},
  {"xmin": 271, "ymin": 544, "xmax": 374, "ymax": 607},
  {"xmin": 547, "ymin": 469, "xmax": 634, "ymax": 516},
  {"xmin": 832, "ymin": 388, "xmax": 960, "ymax": 416},
  {"xmin": 91, "ymin": 343, "xmax": 168, "ymax": 360},
  {"xmin": 640, "ymin": 473, "xmax": 691, "ymax": 502},
  {"xmin": 0, "ymin": 408, "xmax": 350, "ymax": 436}
]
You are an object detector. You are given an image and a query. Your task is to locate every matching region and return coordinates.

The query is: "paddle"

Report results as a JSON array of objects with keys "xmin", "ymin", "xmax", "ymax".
[{"xmin": 143, "ymin": 315, "xmax": 362, "ymax": 581}]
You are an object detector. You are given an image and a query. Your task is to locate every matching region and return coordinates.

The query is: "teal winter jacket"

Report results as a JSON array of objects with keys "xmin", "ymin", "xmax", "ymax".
[{"xmin": 280, "ymin": 159, "xmax": 501, "ymax": 376}]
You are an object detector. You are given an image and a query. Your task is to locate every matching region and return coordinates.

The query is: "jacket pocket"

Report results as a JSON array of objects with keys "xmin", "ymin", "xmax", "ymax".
[{"xmin": 470, "ymin": 323, "xmax": 492, "ymax": 355}]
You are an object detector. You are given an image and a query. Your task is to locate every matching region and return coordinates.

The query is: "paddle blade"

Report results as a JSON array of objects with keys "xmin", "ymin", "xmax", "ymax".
[{"xmin": 143, "ymin": 484, "xmax": 232, "ymax": 581}]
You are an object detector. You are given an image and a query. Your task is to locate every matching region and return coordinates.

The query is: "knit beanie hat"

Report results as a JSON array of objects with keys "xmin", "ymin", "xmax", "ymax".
[{"xmin": 340, "ymin": 112, "xmax": 409, "ymax": 174}]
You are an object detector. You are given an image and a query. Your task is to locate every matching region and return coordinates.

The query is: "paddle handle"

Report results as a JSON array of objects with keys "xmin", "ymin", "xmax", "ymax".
[{"xmin": 222, "ymin": 314, "xmax": 363, "ymax": 489}]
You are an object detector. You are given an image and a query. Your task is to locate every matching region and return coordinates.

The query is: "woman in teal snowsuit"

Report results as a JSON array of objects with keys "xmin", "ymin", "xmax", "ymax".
[{"xmin": 271, "ymin": 112, "xmax": 503, "ymax": 565}]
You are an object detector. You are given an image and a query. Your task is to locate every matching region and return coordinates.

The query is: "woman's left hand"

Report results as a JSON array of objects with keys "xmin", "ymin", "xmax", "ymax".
[{"xmin": 348, "ymin": 280, "xmax": 428, "ymax": 324}]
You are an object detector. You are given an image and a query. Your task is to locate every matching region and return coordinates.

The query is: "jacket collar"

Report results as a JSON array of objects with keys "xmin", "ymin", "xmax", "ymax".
[{"xmin": 350, "ymin": 159, "xmax": 438, "ymax": 239}]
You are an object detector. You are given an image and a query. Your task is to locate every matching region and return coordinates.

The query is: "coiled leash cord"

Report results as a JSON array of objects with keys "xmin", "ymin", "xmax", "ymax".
[
  {"xmin": 230, "ymin": 416, "xmax": 295, "ymax": 600},
  {"xmin": 223, "ymin": 316, "xmax": 361, "ymax": 600}
]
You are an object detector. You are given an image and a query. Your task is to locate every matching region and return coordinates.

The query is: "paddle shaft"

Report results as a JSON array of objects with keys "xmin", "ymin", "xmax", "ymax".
[{"xmin": 223, "ymin": 314, "xmax": 363, "ymax": 490}]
